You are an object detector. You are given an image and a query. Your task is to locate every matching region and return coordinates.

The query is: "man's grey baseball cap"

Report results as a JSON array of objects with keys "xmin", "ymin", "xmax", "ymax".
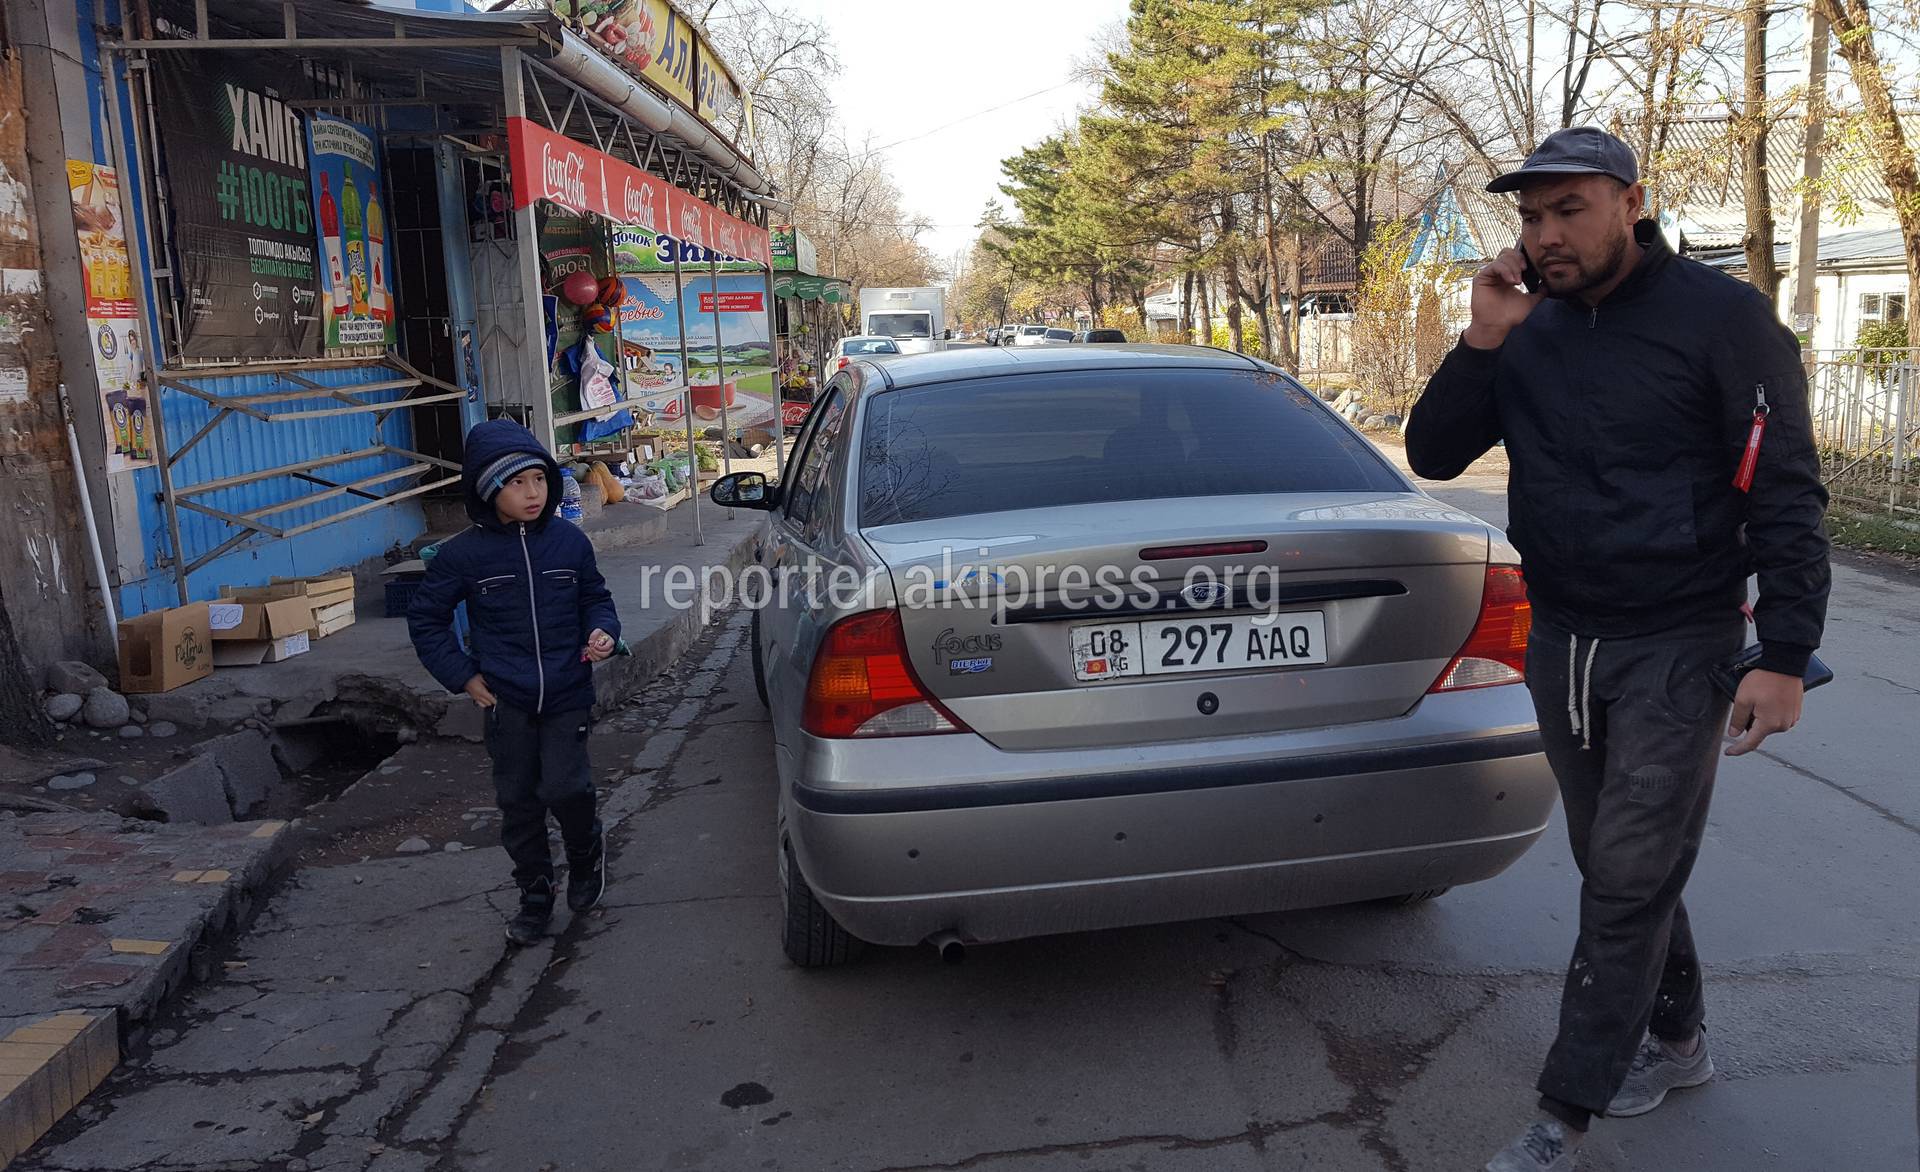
[{"xmin": 1486, "ymin": 127, "xmax": 1640, "ymax": 193}]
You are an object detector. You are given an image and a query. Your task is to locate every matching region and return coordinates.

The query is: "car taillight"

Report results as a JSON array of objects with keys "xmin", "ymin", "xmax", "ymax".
[
  {"xmin": 836, "ymin": 356, "xmax": 849, "ymax": 371},
  {"xmin": 1428, "ymin": 564, "xmax": 1531, "ymax": 692},
  {"xmin": 802, "ymin": 610, "xmax": 970, "ymax": 738}
]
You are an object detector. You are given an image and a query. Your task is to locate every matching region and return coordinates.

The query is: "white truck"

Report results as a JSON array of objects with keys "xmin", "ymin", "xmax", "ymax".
[{"xmin": 858, "ymin": 287, "xmax": 948, "ymax": 355}]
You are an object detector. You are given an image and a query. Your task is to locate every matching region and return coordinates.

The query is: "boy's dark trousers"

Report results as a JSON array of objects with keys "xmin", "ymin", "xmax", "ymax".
[
  {"xmin": 1525, "ymin": 612, "xmax": 1746, "ymax": 1120},
  {"xmin": 484, "ymin": 701, "xmax": 602, "ymax": 888}
]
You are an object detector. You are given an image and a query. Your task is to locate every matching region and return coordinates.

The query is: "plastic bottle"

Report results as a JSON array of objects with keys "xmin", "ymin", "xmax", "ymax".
[
  {"xmin": 342, "ymin": 164, "xmax": 367, "ymax": 317},
  {"xmin": 560, "ymin": 467, "xmax": 583, "ymax": 522},
  {"xmin": 367, "ymin": 183, "xmax": 388, "ymax": 324},
  {"xmin": 319, "ymin": 173, "xmax": 347, "ymax": 318}
]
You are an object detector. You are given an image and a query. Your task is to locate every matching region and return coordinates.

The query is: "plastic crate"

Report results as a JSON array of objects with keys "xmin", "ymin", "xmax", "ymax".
[{"xmin": 384, "ymin": 576, "xmax": 424, "ymax": 618}]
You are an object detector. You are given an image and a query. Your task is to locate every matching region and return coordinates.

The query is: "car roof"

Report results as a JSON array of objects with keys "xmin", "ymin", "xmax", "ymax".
[
  {"xmin": 856, "ymin": 343, "xmax": 1267, "ymax": 389},
  {"xmin": 841, "ymin": 335, "xmax": 894, "ymax": 344}
]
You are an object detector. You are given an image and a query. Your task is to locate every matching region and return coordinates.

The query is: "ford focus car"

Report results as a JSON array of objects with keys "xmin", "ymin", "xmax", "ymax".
[{"xmin": 710, "ymin": 345, "xmax": 1555, "ymax": 967}]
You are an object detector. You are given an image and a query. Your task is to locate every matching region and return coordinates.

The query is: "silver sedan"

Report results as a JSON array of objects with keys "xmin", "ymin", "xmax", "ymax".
[{"xmin": 711, "ymin": 345, "xmax": 1554, "ymax": 966}]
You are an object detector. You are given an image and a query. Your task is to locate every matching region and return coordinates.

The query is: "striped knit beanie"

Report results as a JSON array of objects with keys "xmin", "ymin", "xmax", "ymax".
[{"xmin": 476, "ymin": 452, "xmax": 547, "ymax": 502}]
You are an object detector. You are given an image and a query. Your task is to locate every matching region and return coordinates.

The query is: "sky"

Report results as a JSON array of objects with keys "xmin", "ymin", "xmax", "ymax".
[{"xmin": 795, "ymin": 0, "xmax": 1133, "ymax": 269}]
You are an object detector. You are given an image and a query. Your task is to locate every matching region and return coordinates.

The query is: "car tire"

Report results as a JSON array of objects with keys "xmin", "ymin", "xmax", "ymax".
[
  {"xmin": 781, "ymin": 839, "xmax": 861, "ymax": 967},
  {"xmin": 1377, "ymin": 886, "xmax": 1451, "ymax": 907},
  {"xmin": 750, "ymin": 608, "xmax": 769, "ymax": 709}
]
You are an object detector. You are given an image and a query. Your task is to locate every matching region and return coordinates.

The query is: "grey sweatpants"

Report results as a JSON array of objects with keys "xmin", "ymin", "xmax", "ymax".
[{"xmin": 1526, "ymin": 612, "xmax": 1746, "ymax": 1116}]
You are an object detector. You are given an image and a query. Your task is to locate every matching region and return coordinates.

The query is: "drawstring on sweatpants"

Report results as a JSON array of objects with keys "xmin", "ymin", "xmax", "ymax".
[{"xmin": 1566, "ymin": 632, "xmax": 1601, "ymax": 751}]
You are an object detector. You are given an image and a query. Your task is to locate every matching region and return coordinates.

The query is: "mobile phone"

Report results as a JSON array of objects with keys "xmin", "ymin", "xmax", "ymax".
[
  {"xmin": 1708, "ymin": 644, "xmax": 1834, "ymax": 704},
  {"xmin": 1516, "ymin": 238, "xmax": 1543, "ymax": 294}
]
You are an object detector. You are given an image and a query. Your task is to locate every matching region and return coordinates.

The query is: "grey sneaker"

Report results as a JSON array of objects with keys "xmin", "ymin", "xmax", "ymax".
[
  {"xmin": 1608, "ymin": 1033, "xmax": 1713, "ymax": 1117},
  {"xmin": 1485, "ymin": 1118, "xmax": 1582, "ymax": 1172}
]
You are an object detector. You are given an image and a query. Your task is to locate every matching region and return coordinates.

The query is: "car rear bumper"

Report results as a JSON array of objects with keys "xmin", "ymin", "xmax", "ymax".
[{"xmin": 786, "ymin": 711, "xmax": 1556, "ymax": 946}]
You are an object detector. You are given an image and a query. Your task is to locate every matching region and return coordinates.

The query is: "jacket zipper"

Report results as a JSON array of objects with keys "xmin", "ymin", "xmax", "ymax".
[
  {"xmin": 519, "ymin": 522, "xmax": 545, "ymax": 713},
  {"xmin": 1589, "ymin": 306, "xmax": 1597, "ymax": 329}
]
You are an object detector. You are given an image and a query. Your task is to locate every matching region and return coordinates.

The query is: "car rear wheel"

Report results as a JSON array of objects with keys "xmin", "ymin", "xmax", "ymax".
[
  {"xmin": 1376, "ymin": 886, "xmax": 1452, "ymax": 907},
  {"xmin": 781, "ymin": 839, "xmax": 861, "ymax": 967},
  {"xmin": 750, "ymin": 609, "xmax": 769, "ymax": 709}
]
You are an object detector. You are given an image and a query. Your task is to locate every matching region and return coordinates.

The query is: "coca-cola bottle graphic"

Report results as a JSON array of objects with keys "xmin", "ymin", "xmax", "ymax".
[{"xmin": 319, "ymin": 173, "xmax": 348, "ymax": 326}]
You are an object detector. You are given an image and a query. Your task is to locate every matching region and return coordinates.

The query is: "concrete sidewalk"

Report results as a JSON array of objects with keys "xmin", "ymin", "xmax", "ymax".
[
  {"xmin": 2, "ymin": 493, "xmax": 766, "ymax": 1166},
  {"xmin": 9, "ymin": 614, "xmax": 754, "ymax": 1172},
  {"xmin": 0, "ymin": 813, "xmax": 292, "ymax": 1162}
]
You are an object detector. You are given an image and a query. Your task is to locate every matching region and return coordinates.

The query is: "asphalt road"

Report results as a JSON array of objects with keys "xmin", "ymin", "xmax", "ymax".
[{"xmin": 442, "ymin": 462, "xmax": 1920, "ymax": 1171}]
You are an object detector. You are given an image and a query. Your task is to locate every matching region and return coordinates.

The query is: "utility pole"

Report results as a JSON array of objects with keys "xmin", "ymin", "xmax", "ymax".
[{"xmin": 1787, "ymin": 2, "xmax": 1829, "ymax": 348}]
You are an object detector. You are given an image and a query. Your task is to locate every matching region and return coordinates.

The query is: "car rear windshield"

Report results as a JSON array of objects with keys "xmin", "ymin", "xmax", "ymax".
[
  {"xmin": 868, "ymin": 313, "xmax": 931, "ymax": 339},
  {"xmin": 846, "ymin": 339, "xmax": 898, "ymax": 354},
  {"xmin": 857, "ymin": 368, "xmax": 1405, "ymax": 526},
  {"xmin": 1087, "ymin": 330, "xmax": 1125, "ymax": 342},
  {"xmin": 1022, "ymin": 326, "xmax": 1047, "ymax": 334},
  {"xmin": 1046, "ymin": 328, "xmax": 1074, "ymax": 340}
]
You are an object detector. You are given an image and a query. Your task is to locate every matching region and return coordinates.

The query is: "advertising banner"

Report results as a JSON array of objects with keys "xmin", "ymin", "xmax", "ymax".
[
  {"xmin": 616, "ymin": 272, "xmax": 688, "ymax": 423},
  {"xmin": 554, "ymin": 0, "xmax": 698, "ymax": 112},
  {"xmin": 506, "ymin": 118, "xmax": 770, "ymax": 267},
  {"xmin": 770, "ymin": 224, "xmax": 818, "ymax": 275},
  {"xmin": 151, "ymin": 57, "xmax": 321, "ymax": 360},
  {"xmin": 308, "ymin": 115, "xmax": 396, "ymax": 351},
  {"xmin": 694, "ymin": 44, "xmax": 746, "ymax": 134},
  {"xmin": 685, "ymin": 272, "xmax": 774, "ymax": 429},
  {"xmin": 66, "ymin": 161, "xmax": 152, "ymax": 473},
  {"xmin": 611, "ymin": 223, "xmax": 759, "ymax": 273}
]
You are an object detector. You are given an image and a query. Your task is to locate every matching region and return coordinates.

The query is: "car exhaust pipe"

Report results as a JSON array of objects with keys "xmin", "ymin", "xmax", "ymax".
[{"xmin": 926, "ymin": 930, "xmax": 966, "ymax": 965}]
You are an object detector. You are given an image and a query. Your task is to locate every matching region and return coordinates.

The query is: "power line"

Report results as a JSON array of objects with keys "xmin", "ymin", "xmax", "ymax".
[{"xmin": 869, "ymin": 80, "xmax": 1083, "ymax": 153}]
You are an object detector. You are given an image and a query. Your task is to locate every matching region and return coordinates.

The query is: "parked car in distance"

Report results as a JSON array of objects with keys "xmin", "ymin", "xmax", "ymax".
[
  {"xmin": 1042, "ymin": 328, "xmax": 1075, "ymax": 344},
  {"xmin": 834, "ymin": 335, "xmax": 900, "ymax": 372},
  {"xmin": 1012, "ymin": 324, "xmax": 1051, "ymax": 346},
  {"xmin": 709, "ymin": 344, "xmax": 1556, "ymax": 967},
  {"xmin": 985, "ymin": 326, "xmax": 1003, "ymax": 346},
  {"xmin": 1074, "ymin": 328, "xmax": 1128, "ymax": 343}
]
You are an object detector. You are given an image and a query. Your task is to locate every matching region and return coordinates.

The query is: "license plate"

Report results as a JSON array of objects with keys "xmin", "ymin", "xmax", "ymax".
[{"xmin": 1071, "ymin": 612, "xmax": 1328, "ymax": 682}]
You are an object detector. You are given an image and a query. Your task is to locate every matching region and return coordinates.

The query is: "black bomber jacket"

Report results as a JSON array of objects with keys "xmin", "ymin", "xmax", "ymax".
[{"xmin": 1406, "ymin": 220, "xmax": 1830, "ymax": 676}]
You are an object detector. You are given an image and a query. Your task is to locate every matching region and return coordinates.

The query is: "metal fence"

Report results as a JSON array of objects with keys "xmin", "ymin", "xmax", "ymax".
[{"xmin": 1805, "ymin": 349, "xmax": 1918, "ymax": 516}]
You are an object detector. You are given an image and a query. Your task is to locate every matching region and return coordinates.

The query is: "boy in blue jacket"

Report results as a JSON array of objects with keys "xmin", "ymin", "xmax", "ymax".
[{"xmin": 407, "ymin": 419, "xmax": 621, "ymax": 945}]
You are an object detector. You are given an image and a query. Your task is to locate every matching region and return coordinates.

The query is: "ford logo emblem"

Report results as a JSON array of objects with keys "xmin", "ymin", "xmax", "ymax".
[{"xmin": 1182, "ymin": 582, "xmax": 1230, "ymax": 607}]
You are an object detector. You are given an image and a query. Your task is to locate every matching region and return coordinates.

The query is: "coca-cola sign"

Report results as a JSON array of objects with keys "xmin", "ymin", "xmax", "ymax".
[{"xmin": 506, "ymin": 118, "xmax": 771, "ymax": 268}]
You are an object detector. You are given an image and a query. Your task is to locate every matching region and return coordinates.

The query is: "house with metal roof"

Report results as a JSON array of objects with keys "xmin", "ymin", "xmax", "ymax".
[{"xmin": 1706, "ymin": 228, "xmax": 1909, "ymax": 353}]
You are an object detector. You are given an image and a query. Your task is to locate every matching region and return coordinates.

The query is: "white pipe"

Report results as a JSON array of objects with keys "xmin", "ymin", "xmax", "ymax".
[
  {"xmin": 545, "ymin": 31, "xmax": 772, "ymax": 194},
  {"xmin": 58, "ymin": 383, "xmax": 119, "ymax": 633}
]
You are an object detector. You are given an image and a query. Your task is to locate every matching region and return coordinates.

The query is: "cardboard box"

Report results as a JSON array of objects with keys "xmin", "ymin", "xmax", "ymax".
[
  {"xmin": 117, "ymin": 603, "xmax": 215, "ymax": 694},
  {"xmin": 209, "ymin": 597, "xmax": 315, "ymax": 642},
  {"xmin": 212, "ymin": 631, "xmax": 310, "ymax": 667}
]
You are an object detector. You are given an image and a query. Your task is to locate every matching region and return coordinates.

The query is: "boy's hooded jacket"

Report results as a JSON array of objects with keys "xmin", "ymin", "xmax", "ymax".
[{"xmin": 407, "ymin": 419, "xmax": 619, "ymax": 715}]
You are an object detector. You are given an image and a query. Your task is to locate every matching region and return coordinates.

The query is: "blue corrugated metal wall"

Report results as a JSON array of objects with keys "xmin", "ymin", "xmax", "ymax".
[
  {"xmin": 118, "ymin": 367, "xmax": 429, "ymax": 616},
  {"xmin": 79, "ymin": 0, "xmax": 430, "ymax": 617}
]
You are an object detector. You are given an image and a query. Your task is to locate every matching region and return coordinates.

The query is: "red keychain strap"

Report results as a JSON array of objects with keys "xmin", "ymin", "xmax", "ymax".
[{"xmin": 1733, "ymin": 384, "xmax": 1769, "ymax": 493}]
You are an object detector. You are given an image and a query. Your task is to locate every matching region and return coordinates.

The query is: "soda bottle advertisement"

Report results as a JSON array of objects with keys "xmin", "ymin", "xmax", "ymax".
[{"xmin": 306, "ymin": 114, "xmax": 396, "ymax": 351}]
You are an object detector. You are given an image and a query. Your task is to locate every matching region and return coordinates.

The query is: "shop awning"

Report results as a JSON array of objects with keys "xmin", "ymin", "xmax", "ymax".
[
  {"xmin": 108, "ymin": 0, "xmax": 774, "ymax": 200},
  {"xmin": 773, "ymin": 274, "xmax": 850, "ymax": 302}
]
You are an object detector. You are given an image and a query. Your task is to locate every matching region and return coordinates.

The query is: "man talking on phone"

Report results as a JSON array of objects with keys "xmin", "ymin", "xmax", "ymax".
[{"xmin": 1406, "ymin": 127, "xmax": 1830, "ymax": 1170}]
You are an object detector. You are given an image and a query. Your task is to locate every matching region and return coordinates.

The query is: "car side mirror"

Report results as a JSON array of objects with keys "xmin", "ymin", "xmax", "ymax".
[
  {"xmin": 711, "ymin": 471, "xmax": 776, "ymax": 510},
  {"xmin": 943, "ymin": 329, "xmax": 953, "ymax": 340}
]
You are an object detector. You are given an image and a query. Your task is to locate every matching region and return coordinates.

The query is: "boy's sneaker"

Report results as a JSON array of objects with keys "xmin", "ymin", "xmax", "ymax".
[
  {"xmin": 567, "ymin": 830, "xmax": 606, "ymax": 913},
  {"xmin": 506, "ymin": 877, "xmax": 554, "ymax": 946},
  {"xmin": 1608, "ymin": 1032, "xmax": 1713, "ymax": 1117},
  {"xmin": 1484, "ymin": 1118, "xmax": 1582, "ymax": 1172}
]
